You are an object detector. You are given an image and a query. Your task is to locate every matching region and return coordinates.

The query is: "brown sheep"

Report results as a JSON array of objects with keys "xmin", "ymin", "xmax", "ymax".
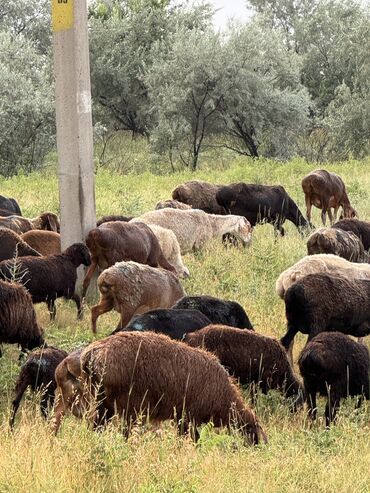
[
  {"xmin": 91, "ymin": 261, "xmax": 185, "ymax": 333},
  {"xmin": 22, "ymin": 231, "xmax": 61, "ymax": 256},
  {"xmin": 0, "ymin": 229, "xmax": 41, "ymax": 262},
  {"xmin": 0, "ymin": 212, "xmax": 60, "ymax": 234},
  {"xmin": 301, "ymin": 169, "xmax": 356, "ymax": 225},
  {"xmin": 96, "ymin": 215, "xmax": 134, "ymax": 227},
  {"xmin": 184, "ymin": 325, "xmax": 303, "ymax": 406},
  {"xmin": 131, "ymin": 209, "xmax": 252, "ymax": 255},
  {"xmin": 172, "ymin": 180, "xmax": 225, "ymax": 214},
  {"xmin": 155, "ymin": 200, "xmax": 192, "ymax": 210},
  {"xmin": 10, "ymin": 346, "xmax": 68, "ymax": 428},
  {"xmin": 307, "ymin": 227, "xmax": 369, "ymax": 263},
  {"xmin": 52, "ymin": 331, "xmax": 267, "ymax": 445},
  {"xmin": 0, "ymin": 279, "xmax": 45, "ymax": 355},
  {"xmin": 82, "ymin": 221, "xmax": 177, "ymax": 299}
]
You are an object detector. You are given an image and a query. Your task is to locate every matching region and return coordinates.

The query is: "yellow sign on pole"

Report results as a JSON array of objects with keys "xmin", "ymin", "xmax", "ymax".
[{"xmin": 52, "ymin": 0, "xmax": 74, "ymax": 33}]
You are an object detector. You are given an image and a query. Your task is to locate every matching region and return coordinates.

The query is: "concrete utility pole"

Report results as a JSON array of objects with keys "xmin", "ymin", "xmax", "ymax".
[{"xmin": 52, "ymin": 0, "xmax": 96, "ymax": 292}]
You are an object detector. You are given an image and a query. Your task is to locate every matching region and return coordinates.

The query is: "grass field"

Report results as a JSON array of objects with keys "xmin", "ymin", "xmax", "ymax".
[{"xmin": 0, "ymin": 155, "xmax": 369, "ymax": 492}]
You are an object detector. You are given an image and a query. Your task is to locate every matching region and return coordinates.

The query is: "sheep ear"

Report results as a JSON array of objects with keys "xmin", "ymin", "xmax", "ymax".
[{"xmin": 48, "ymin": 215, "xmax": 59, "ymax": 232}]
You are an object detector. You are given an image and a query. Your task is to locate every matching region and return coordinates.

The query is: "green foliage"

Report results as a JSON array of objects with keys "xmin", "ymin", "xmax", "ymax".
[{"xmin": 0, "ymin": 31, "xmax": 54, "ymax": 177}]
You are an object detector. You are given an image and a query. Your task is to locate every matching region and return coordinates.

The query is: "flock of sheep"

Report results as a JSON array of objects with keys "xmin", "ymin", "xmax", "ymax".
[{"xmin": 0, "ymin": 168, "xmax": 369, "ymax": 445}]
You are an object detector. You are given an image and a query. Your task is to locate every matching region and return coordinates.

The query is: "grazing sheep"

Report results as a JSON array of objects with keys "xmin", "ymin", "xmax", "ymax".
[
  {"xmin": 216, "ymin": 183, "xmax": 310, "ymax": 235},
  {"xmin": 82, "ymin": 221, "xmax": 176, "ymax": 299},
  {"xmin": 332, "ymin": 218, "xmax": 370, "ymax": 250},
  {"xmin": 22, "ymin": 230, "xmax": 61, "ymax": 256},
  {"xmin": 0, "ymin": 280, "xmax": 44, "ymax": 355},
  {"xmin": 10, "ymin": 346, "xmax": 68, "ymax": 428},
  {"xmin": 146, "ymin": 224, "xmax": 190, "ymax": 278},
  {"xmin": 281, "ymin": 273, "xmax": 370, "ymax": 362},
  {"xmin": 307, "ymin": 227, "xmax": 369, "ymax": 263},
  {"xmin": 0, "ymin": 243, "xmax": 91, "ymax": 320},
  {"xmin": 172, "ymin": 180, "xmax": 225, "ymax": 214},
  {"xmin": 0, "ymin": 195, "xmax": 22, "ymax": 215},
  {"xmin": 172, "ymin": 295, "xmax": 253, "ymax": 329},
  {"xmin": 91, "ymin": 261, "xmax": 185, "ymax": 334},
  {"xmin": 96, "ymin": 215, "xmax": 134, "ymax": 227},
  {"xmin": 52, "ymin": 331, "xmax": 267, "ymax": 445},
  {"xmin": 298, "ymin": 332, "xmax": 369, "ymax": 426},
  {"xmin": 302, "ymin": 169, "xmax": 356, "ymax": 225},
  {"xmin": 131, "ymin": 209, "xmax": 252, "ymax": 254},
  {"xmin": 276, "ymin": 253, "xmax": 370, "ymax": 299},
  {"xmin": 155, "ymin": 200, "xmax": 192, "ymax": 210},
  {"xmin": 185, "ymin": 325, "xmax": 303, "ymax": 405},
  {"xmin": 0, "ymin": 212, "xmax": 60, "ymax": 234},
  {"xmin": 0, "ymin": 229, "xmax": 41, "ymax": 262},
  {"xmin": 113, "ymin": 308, "xmax": 212, "ymax": 339}
]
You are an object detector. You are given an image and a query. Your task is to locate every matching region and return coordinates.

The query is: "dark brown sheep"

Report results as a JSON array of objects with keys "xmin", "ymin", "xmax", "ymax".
[
  {"xmin": 0, "ymin": 229, "xmax": 41, "ymax": 262},
  {"xmin": 332, "ymin": 218, "xmax": 370, "ymax": 251},
  {"xmin": 307, "ymin": 227, "xmax": 369, "ymax": 262},
  {"xmin": 52, "ymin": 331, "xmax": 267, "ymax": 445},
  {"xmin": 0, "ymin": 195, "xmax": 22, "ymax": 215},
  {"xmin": 0, "ymin": 243, "xmax": 91, "ymax": 320},
  {"xmin": 0, "ymin": 279, "xmax": 44, "ymax": 355},
  {"xmin": 82, "ymin": 221, "xmax": 176, "ymax": 299},
  {"xmin": 22, "ymin": 230, "xmax": 61, "ymax": 256},
  {"xmin": 172, "ymin": 180, "xmax": 226, "ymax": 214},
  {"xmin": 184, "ymin": 325, "xmax": 303, "ymax": 405},
  {"xmin": 96, "ymin": 215, "xmax": 134, "ymax": 227},
  {"xmin": 0, "ymin": 212, "xmax": 60, "ymax": 234},
  {"xmin": 155, "ymin": 200, "xmax": 192, "ymax": 210},
  {"xmin": 298, "ymin": 332, "xmax": 369, "ymax": 426},
  {"xmin": 10, "ymin": 346, "xmax": 68, "ymax": 428},
  {"xmin": 91, "ymin": 261, "xmax": 185, "ymax": 333},
  {"xmin": 302, "ymin": 170, "xmax": 356, "ymax": 225},
  {"xmin": 281, "ymin": 273, "xmax": 370, "ymax": 363}
]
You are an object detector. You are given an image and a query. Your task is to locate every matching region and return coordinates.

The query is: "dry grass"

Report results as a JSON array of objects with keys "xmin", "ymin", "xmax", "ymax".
[{"xmin": 0, "ymin": 154, "xmax": 369, "ymax": 492}]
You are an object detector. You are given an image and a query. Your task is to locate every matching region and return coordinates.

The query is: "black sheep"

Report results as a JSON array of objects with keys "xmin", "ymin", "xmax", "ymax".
[
  {"xmin": 172, "ymin": 295, "xmax": 253, "ymax": 330},
  {"xmin": 280, "ymin": 273, "xmax": 370, "ymax": 360},
  {"xmin": 0, "ymin": 195, "xmax": 22, "ymax": 215},
  {"xmin": 298, "ymin": 332, "xmax": 369, "ymax": 426},
  {"xmin": 0, "ymin": 243, "xmax": 91, "ymax": 320},
  {"xmin": 112, "ymin": 308, "xmax": 212, "ymax": 339},
  {"xmin": 10, "ymin": 346, "xmax": 68, "ymax": 428}
]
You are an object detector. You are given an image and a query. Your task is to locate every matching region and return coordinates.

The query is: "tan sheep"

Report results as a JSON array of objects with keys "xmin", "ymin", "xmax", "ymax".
[
  {"xmin": 0, "ymin": 212, "xmax": 60, "ymax": 234},
  {"xmin": 131, "ymin": 209, "xmax": 252, "ymax": 254},
  {"xmin": 146, "ymin": 224, "xmax": 190, "ymax": 278},
  {"xmin": 91, "ymin": 261, "xmax": 185, "ymax": 333},
  {"xmin": 307, "ymin": 227, "xmax": 369, "ymax": 263},
  {"xmin": 155, "ymin": 200, "xmax": 192, "ymax": 210},
  {"xmin": 276, "ymin": 253, "xmax": 370, "ymax": 299}
]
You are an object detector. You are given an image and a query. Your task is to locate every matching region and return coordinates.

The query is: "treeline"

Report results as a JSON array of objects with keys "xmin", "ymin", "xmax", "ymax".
[{"xmin": 0, "ymin": 0, "xmax": 368, "ymax": 175}]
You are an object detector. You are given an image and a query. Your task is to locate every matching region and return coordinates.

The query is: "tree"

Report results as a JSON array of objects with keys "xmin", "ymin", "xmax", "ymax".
[
  {"xmin": 146, "ymin": 28, "xmax": 225, "ymax": 170},
  {"xmin": 219, "ymin": 22, "xmax": 310, "ymax": 158},
  {"xmin": 0, "ymin": 32, "xmax": 54, "ymax": 176}
]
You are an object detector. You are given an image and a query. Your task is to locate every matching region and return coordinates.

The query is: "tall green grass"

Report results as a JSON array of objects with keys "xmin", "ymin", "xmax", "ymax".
[{"xmin": 0, "ymin": 154, "xmax": 369, "ymax": 492}]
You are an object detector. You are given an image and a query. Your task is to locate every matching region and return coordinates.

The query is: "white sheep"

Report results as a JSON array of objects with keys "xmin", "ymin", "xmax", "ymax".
[
  {"xmin": 131, "ymin": 208, "xmax": 252, "ymax": 254},
  {"xmin": 146, "ymin": 224, "xmax": 190, "ymax": 278},
  {"xmin": 276, "ymin": 253, "xmax": 370, "ymax": 299}
]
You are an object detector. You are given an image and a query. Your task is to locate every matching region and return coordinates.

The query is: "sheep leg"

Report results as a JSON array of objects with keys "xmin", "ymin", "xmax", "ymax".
[
  {"xmin": 325, "ymin": 391, "xmax": 340, "ymax": 427},
  {"xmin": 305, "ymin": 196, "xmax": 312, "ymax": 223},
  {"xmin": 40, "ymin": 391, "xmax": 53, "ymax": 419},
  {"xmin": 51, "ymin": 393, "xmax": 67, "ymax": 434},
  {"xmin": 47, "ymin": 299, "xmax": 56, "ymax": 321},
  {"xmin": 9, "ymin": 377, "xmax": 31, "ymax": 429},
  {"xmin": 306, "ymin": 388, "xmax": 317, "ymax": 421},
  {"xmin": 280, "ymin": 328, "xmax": 297, "ymax": 365},
  {"xmin": 82, "ymin": 258, "xmax": 98, "ymax": 299},
  {"xmin": 71, "ymin": 294, "xmax": 83, "ymax": 320},
  {"xmin": 91, "ymin": 297, "xmax": 114, "ymax": 334},
  {"xmin": 333, "ymin": 206, "xmax": 340, "ymax": 223},
  {"xmin": 117, "ymin": 310, "xmax": 136, "ymax": 331},
  {"xmin": 327, "ymin": 208, "xmax": 335, "ymax": 226}
]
